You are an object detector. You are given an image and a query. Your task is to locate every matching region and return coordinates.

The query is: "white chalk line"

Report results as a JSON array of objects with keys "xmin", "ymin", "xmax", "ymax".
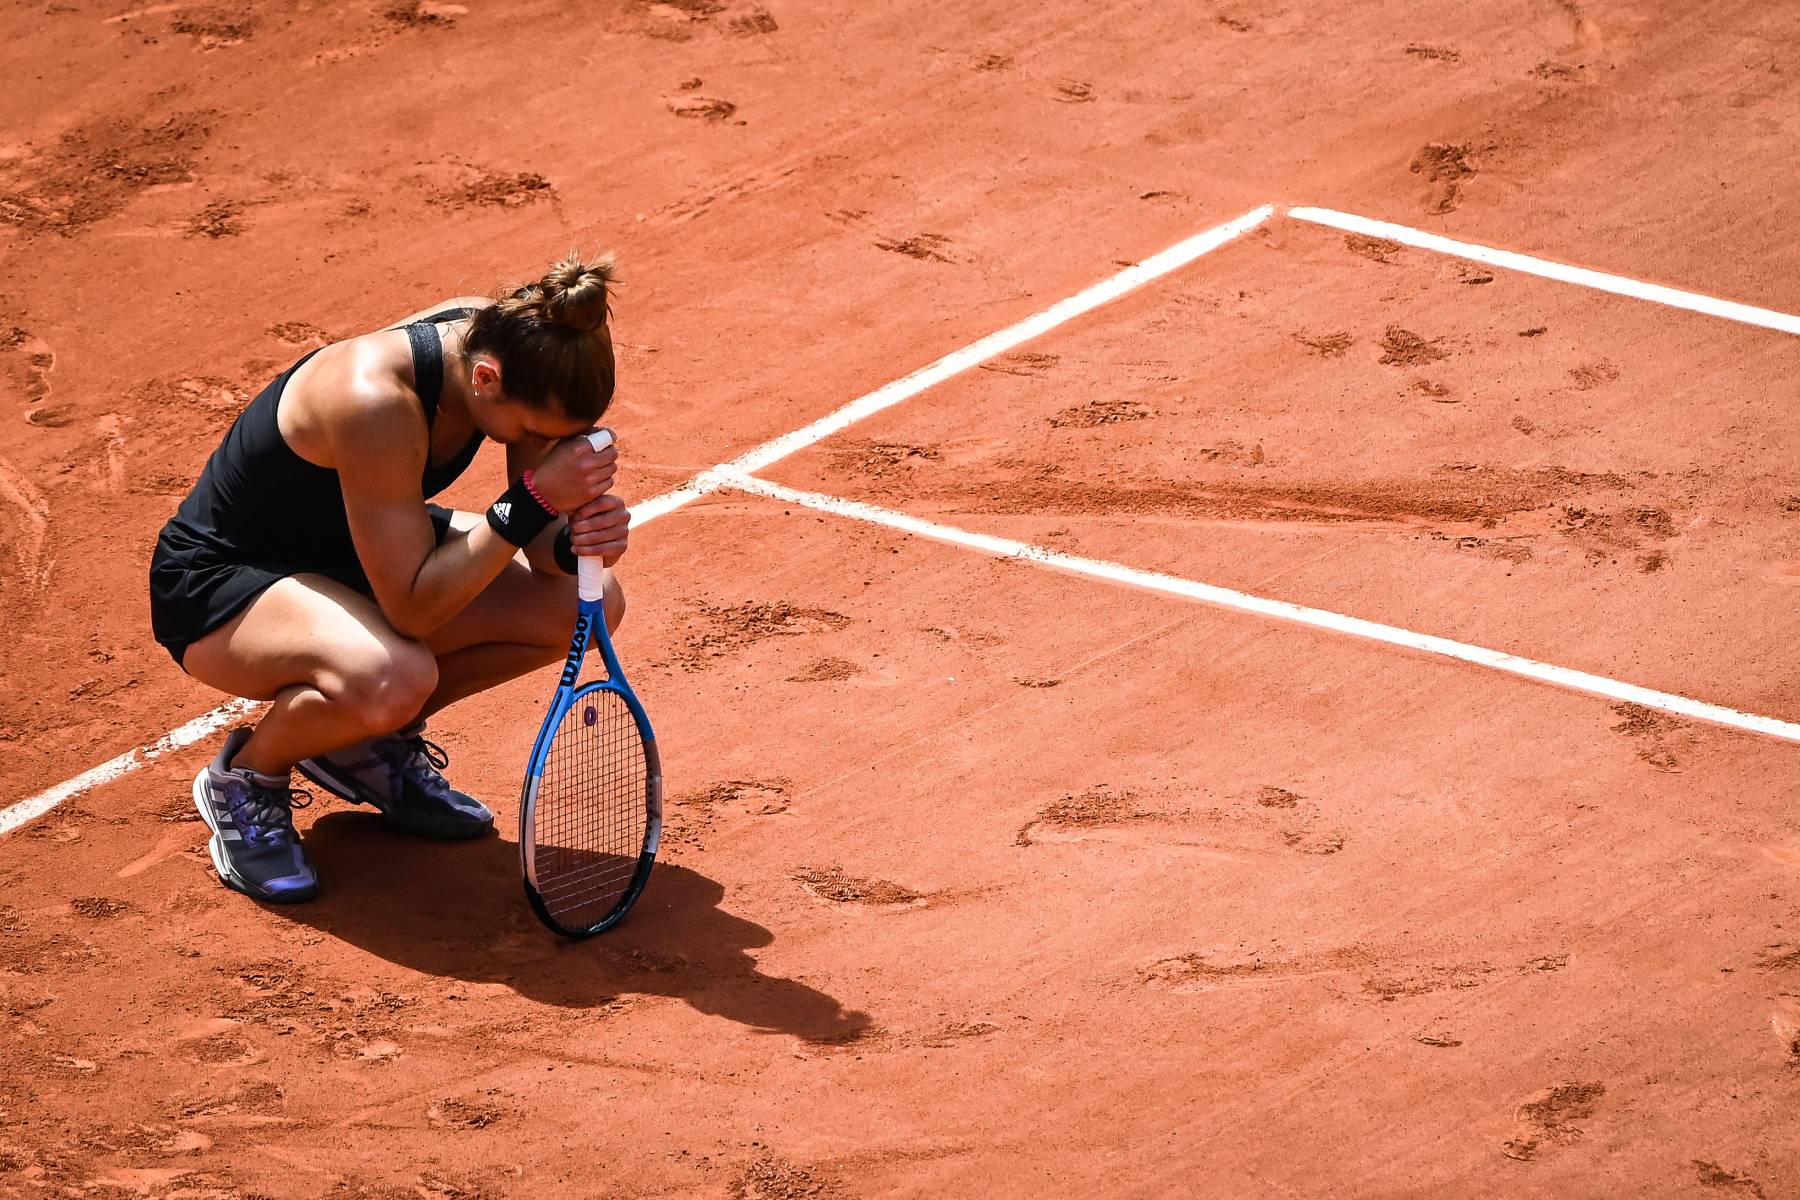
[
  {"xmin": 0, "ymin": 697, "xmax": 261, "ymax": 838},
  {"xmin": 711, "ymin": 467, "xmax": 1800, "ymax": 745},
  {"xmin": 0, "ymin": 205, "xmax": 1277, "ymax": 837},
  {"xmin": 633, "ymin": 203, "xmax": 1275, "ymax": 524},
  {"xmin": 1288, "ymin": 206, "xmax": 1800, "ymax": 337},
  {"xmin": 31, "ymin": 198, "xmax": 1786, "ymax": 832}
]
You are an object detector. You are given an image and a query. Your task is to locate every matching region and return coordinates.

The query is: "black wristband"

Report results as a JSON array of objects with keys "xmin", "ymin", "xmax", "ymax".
[
  {"xmin": 553, "ymin": 525, "xmax": 578, "ymax": 575},
  {"xmin": 486, "ymin": 478, "xmax": 557, "ymax": 548}
]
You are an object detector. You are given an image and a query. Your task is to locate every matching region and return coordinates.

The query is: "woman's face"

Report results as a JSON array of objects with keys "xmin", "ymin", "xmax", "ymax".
[{"xmin": 467, "ymin": 357, "xmax": 592, "ymax": 444}]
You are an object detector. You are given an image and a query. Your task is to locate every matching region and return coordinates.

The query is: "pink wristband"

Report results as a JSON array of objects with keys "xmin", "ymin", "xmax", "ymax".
[{"xmin": 520, "ymin": 469, "xmax": 558, "ymax": 517}]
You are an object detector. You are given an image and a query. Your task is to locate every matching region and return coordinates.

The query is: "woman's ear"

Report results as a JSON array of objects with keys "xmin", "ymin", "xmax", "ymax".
[{"xmin": 470, "ymin": 356, "xmax": 502, "ymax": 395}]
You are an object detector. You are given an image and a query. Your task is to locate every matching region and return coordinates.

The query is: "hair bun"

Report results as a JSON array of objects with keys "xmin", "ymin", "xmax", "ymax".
[{"xmin": 536, "ymin": 252, "xmax": 616, "ymax": 332}]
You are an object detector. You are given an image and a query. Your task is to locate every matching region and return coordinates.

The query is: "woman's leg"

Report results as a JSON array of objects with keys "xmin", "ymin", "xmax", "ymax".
[
  {"xmin": 290, "ymin": 536, "xmax": 620, "ymax": 838},
  {"xmin": 182, "ymin": 520, "xmax": 622, "ymax": 768},
  {"xmin": 413, "ymin": 510, "xmax": 624, "ymax": 722},
  {"xmin": 181, "ymin": 574, "xmax": 439, "ymax": 777},
  {"xmin": 418, "ymin": 559, "xmax": 623, "ymax": 718}
]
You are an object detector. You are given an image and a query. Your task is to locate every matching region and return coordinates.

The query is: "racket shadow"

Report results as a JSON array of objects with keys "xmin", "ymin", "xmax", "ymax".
[{"xmin": 273, "ymin": 811, "xmax": 872, "ymax": 1044}]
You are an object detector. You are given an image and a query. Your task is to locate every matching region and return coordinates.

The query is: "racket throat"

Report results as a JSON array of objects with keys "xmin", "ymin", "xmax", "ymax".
[{"xmin": 557, "ymin": 611, "xmax": 596, "ymax": 688}]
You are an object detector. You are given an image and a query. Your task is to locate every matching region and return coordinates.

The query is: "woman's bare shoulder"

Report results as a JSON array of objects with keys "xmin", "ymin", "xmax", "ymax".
[
  {"xmin": 381, "ymin": 294, "xmax": 493, "ymax": 330},
  {"xmin": 279, "ymin": 329, "xmax": 430, "ymax": 464}
]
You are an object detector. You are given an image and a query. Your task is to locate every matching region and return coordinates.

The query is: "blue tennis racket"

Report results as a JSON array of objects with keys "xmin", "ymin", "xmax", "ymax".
[{"xmin": 520, "ymin": 429, "xmax": 663, "ymax": 938}]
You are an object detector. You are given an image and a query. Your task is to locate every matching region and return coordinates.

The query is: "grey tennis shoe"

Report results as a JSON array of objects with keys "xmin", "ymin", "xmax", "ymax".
[
  {"xmin": 297, "ymin": 722, "xmax": 493, "ymax": 840},
  {"xmin": 192, "ymin": 727, "xmax": 319, "ymax": 904}
]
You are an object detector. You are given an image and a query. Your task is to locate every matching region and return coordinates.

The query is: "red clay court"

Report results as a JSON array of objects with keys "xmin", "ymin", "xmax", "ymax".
[{"xmin": 2, "ymin": 2, "xmax": 1798, "ymax": 1196}]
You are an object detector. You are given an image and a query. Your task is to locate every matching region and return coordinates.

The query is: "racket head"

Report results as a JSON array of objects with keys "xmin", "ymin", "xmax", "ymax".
[{"xmin": 521, "ymin": 678, "xmax": 664, "ymax": 938}]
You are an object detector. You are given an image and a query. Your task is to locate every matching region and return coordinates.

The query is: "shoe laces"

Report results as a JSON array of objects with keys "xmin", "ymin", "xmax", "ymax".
[
  {"xmin": 376, "ymin": 732, "xmax": 452, "ymax": 801},
  {"xmin": 227, "ymin": 777, "xmax": 312, "ymax": 845}
]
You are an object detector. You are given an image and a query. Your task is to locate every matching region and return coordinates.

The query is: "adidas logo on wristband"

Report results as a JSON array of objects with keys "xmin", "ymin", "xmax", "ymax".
[{"xmin": 487, "ymin": 479, "xmax": 555, "ymax": 548}]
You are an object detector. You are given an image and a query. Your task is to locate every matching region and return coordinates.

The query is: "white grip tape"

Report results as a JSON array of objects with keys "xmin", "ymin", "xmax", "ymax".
[{"xmin": 577, "ymin": 429, "xmax": 614, "ymax": 602}]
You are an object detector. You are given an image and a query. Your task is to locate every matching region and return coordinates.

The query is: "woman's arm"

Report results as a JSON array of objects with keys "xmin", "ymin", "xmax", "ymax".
[
  {"xmin": 330, "ymin": 386, "xmax": 521, "ymax": 638},
  {"xmin": 506, "ymin": 437, "xmax": 633, "ymax": 575},
  {"xmin": 506, "ymin": 436, "xmax": 569, "ymax": 576}
]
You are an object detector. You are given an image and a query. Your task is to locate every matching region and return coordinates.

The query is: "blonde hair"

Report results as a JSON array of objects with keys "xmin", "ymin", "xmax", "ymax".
[{"xmin": 465, "ymin": 253, "xmax": 618, "ymax": 419}]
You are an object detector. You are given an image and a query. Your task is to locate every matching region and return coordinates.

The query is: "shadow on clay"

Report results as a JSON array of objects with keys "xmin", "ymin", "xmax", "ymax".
[{"xmin": 273, "ymin": 811, "xmax": 872, "ymax": 1045}]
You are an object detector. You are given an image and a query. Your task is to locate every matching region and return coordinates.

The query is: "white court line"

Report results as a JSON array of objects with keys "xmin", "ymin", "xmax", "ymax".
[
  {"xmin": 712, "ymin": 467, "xmax": 1800, "ymax": 745},
  {"xmin": 634, "ymin": 204, "xmax": 1274, "ymax": 523},
  {"xmin": 0, "ymin": 205, "xmax": 1276, "ymax": 836},
  {"xmin": 0, "ymin": 698, "xmax": 261, "ymax": 837},
  {"xmin": 1288, "ymin": 206, "xmax": 1800, "ymax": 337}
]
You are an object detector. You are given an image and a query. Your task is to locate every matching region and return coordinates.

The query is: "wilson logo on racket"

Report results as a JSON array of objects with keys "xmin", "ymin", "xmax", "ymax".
[{"xmin": 558, "ymin": 613, "xmax": 592, "ymax": 689}]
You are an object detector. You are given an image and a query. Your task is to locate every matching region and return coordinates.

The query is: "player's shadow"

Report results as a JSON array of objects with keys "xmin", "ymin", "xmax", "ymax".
[{"xmin": 276, "ymin": 811, "xmax": 872, "ymax": 1044}]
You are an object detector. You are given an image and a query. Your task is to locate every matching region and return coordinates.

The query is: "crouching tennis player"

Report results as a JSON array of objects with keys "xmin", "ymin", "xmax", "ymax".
[{"xmin": 148, "ymin": 255, "xmax": 630, "ymax": 903}]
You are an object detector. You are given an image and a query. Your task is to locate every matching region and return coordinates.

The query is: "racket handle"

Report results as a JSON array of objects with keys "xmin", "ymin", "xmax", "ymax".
[{"xmin": 578, "ymin": 428, "xmax": 615, "ymax": 604}]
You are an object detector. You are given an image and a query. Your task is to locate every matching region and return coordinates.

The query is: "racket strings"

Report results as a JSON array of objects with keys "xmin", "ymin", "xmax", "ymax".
[{"xmin": 533, "ymin": 689, "xmax": 649, "ymax": 930}]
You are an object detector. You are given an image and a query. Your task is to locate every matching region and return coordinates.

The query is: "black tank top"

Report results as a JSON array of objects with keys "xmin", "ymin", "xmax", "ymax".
[{"xmin": 163, "ymin": 309, "xmax": 483, "ymax": 573}]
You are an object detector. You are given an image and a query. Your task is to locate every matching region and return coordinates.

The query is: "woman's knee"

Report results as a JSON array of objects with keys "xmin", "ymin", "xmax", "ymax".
[
  {"xmin": 528, "ymin": 568, "xmax": 622, "ymax": 645},
  {"xmin": 520, "ymin": 570, "xmax": 579, "ymax": 649},
  {"xmin": 602, "ymin": 571, "xmax": 626, "ymax": 633},
  {"xmin": 330, "ymin": 638, "xmax": 438, "ymax": 732}
]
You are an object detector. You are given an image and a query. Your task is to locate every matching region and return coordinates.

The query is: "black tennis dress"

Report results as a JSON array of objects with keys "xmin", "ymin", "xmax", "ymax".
[{"xmin": 149, "ymin": 309, "xmax": 481, "ymax": 667}]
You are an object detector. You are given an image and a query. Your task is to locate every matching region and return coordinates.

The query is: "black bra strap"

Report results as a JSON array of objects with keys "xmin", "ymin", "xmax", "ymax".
[
  {"xmin": 403, "ymin": 307, "xmax": 477, "ymax": 429},
  {"xmin": 405, "ymin": 322, "xmax": 444, "ymax": 427}
]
